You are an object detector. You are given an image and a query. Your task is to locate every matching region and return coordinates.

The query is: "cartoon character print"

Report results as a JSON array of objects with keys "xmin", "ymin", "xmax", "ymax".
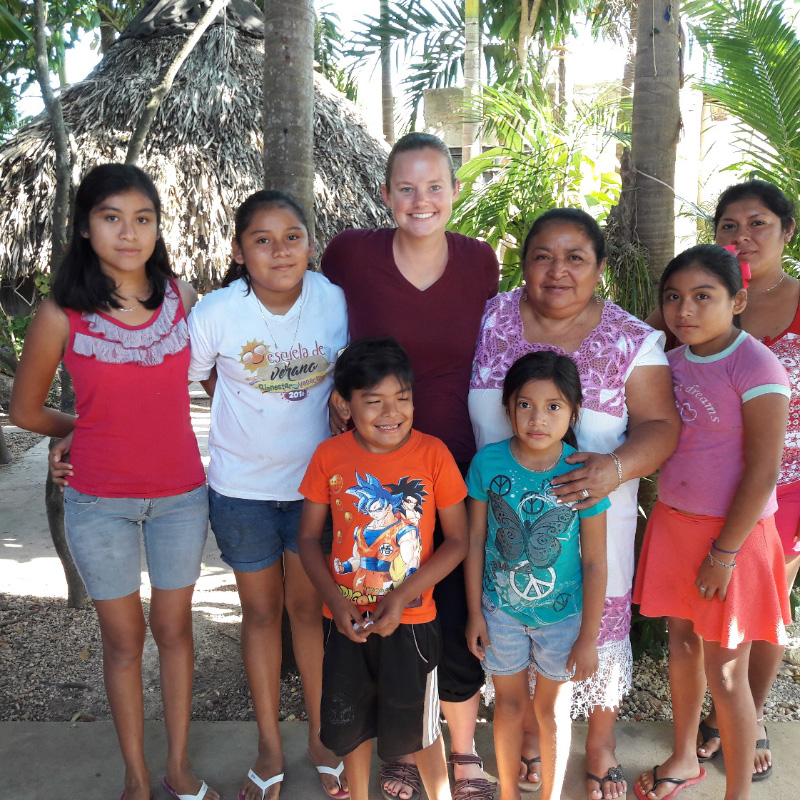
[
  {"xmin": 486, "ymin": 478, "xmax": 574, "ymax": 613},
  {"xmin": 334, "ymin": 472, "xmax": 425, "ymax": 607}
]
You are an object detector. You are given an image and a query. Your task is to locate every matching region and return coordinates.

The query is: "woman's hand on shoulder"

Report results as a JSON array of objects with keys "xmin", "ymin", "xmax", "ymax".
[
  {"xmin": 551, "ymin": 451, "xmax": 618, "ymax": 510},
  {"xmin": 176, "ymin": 279, "xmax": 199, "ymax": 315}
]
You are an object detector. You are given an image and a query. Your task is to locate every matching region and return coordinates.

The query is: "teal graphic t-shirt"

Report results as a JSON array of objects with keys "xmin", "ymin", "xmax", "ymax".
[{"xmin": 466, "ymin": 439, "xmax": 609, "ymax": 627}]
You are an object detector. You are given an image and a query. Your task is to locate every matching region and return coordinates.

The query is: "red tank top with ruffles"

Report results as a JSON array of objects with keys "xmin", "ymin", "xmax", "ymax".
[{"xmin": 63, "ymin": 280, "xmax": 205, "ymax": 498}]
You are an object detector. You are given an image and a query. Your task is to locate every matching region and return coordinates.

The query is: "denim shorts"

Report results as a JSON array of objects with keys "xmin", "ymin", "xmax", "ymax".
[
  {"xmin": 481, "ymin": 593, "xmax": 580, "ymax": 682},
  {"xmin": 209, "ymin": 489, "xmax": 306, "ymax": 572},
  {"xmin": 64, "ymin": 484, "xmax": 209, "ymax": 601}
]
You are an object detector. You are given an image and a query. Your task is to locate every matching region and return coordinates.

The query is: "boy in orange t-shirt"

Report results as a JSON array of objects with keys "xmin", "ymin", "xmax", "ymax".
[{"xmin": 299, "ymin": 337, "xmax": 468, "ymax": 800}]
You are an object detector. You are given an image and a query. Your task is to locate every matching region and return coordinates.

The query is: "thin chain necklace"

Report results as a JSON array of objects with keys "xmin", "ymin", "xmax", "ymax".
[
  {"xmin": 510, "ymin": 438, "xmax": 563, "ymax": 473},
  {"xmin": 760, "ymin": 272, "xmax": 785, "ymax": 293},
  {"xmin": 116, "ymin": 304, "xmax": 141, "ymax": 313},
  {"xmin": 254, "ymin": 285, "xmax": 304, "ymax": 367}
]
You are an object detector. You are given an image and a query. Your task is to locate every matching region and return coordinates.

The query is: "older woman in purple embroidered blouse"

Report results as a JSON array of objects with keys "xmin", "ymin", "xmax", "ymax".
[{"xmin": 468, "ymin": 209, "xmax": 680, "ymax": 800}]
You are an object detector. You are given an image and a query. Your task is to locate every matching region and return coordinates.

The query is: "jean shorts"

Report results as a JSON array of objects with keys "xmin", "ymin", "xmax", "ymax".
[
  {"xmin": 209, "ymin": 489, "xmax": 306, "ymax": 572},
  {"xmin": 481, "ymin": 593, "xmax": 580, "ymax": 682},
  {"xmin": 64, "ymin": 484, "xmax": 209, "ymax": 601}
]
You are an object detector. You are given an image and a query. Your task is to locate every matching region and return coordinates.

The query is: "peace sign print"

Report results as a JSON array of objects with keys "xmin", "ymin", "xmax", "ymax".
[
  {"xmin": 510, "ymin": 565, "xmax": 556, "ymax": 602},
  {"xmin": 490, "ymin": 474, "xmax": 512, "ymax": 497}
]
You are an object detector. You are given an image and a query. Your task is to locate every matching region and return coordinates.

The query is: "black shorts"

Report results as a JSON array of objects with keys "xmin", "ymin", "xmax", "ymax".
[
  {"xmin": 320, "ymin": 618, "xmax": 442, "ymax": 760},
  {"xmin": 432, "ymin": 460, "xmax": 484, "ymax": 702}
]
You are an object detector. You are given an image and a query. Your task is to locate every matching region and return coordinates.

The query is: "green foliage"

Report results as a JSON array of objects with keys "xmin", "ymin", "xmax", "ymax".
[
  {"xmin": 0, "ymin": 0, "xmax": 141, "ymax": 143},
  {"xmin": 685, "ymin": 0, "xmax": 800, "ymax": 262},
  {"xmin": 314, "ymin": 3, "xmax": 358, "ymax": 102},
  {"xmin": 449, "ymin": 83, "xmax": 622, "ymax": 290},
  {"xmin": 348, "ymin": 0, "xmax": 585, "ymax": 130},
  {"xmin": 630, "ymin": 608, "xmax": 668, "ymax": 660}
]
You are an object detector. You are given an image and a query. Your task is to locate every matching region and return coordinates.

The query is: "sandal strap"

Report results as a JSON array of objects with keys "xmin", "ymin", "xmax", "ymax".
[
  {"xmin": 651, "ymin": 765, "xmax": 687, "ymax": 790},
  {"xmin": 379, "ymin": 762, "xmax": 422, "ymax": 793},
  {"xmin": 448, "ymin": 752, "xmax": 484, "ymax": 768},
  {"xmin": 453, "ymin": 777, "xmax": 496, "ymax": 800}
]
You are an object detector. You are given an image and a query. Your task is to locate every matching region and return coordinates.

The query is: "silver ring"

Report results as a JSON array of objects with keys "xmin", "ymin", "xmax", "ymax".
[
  {"xmin": 581, "ymin": 488, "xmax": 590, "ymax": 499},
  {"xmin": 699, "ymin": 585, "xmax": 707, "ymax": 592}
]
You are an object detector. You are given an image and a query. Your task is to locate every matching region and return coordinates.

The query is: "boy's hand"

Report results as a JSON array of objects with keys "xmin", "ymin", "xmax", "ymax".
[
  {"xmin": 329, "ymin": 596, "xmax": 372, "ymax": 643},
  {"xmin": 368, "ymin": 593, "xmax": 404, "ymax": 638},
  {"xmin": 567, "ymin": 634, "xmax": 599, "ymax": 682},
  {"xmin": 466, "ymin": 612, "xmax": 489, "ymax": 661}
]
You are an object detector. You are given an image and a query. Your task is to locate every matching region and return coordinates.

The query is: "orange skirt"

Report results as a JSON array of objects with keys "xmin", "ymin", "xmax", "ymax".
[{"xmin": 633, "ymin": 501, "xmax": 790, "ymax": 648}]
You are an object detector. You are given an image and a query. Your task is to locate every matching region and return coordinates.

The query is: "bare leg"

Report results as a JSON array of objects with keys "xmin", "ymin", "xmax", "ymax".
[
  {"xmin": 584, "ymin": 706, "xmax": 626, "ymax": 800},
  {"xmin": 441, "ymin": 694, "xmax": 487, "ymax": 785},
  {"xmin": 150, "ymin": 586, "xmax": 220, "ymax": 800},
  {"xmin": 94, "ymin": 592, "xmax": 150, "ymax": 800},
  {"xmin": 532, "ymin": 675, "xmax": 573, "ymax": 800},
  {"xmin": 235, "ymin": 562, "xmax": 286, "ymax": 800},
  {"xmin": 519, "ymin": 701, "xmax": 541, "ymax": 788},
  {"xmin": 698, "ymin": 552, "xmax": 800, "ymax": 771},
  {"xmin": 283, "ymin": 551, "xmax": 348, "ymax": 796},
  {"xmin": 705, "ymin": 639, "xmax": 755, "ymax": 800},
  {"xmin": 415, "ymin": 734, "xmax": 452, "ymax": 800},
  {"xmin": 636, "ymin": 618, "xmax": 706, "ymax": 800},
  {"xmin": 343, "ymin": 740, "xmax": 373, "ymax": 800},
  {"xmin": 492, "ymin": 671, "xmax": 529, "ymax": 800}
]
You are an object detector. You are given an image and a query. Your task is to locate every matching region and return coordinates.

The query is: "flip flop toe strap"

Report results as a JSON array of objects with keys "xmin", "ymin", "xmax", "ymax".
[
  {"xmin": 315, "ymin": 761, "xmax": 345, "ymax": 787},
  {"xmin": 247, "ymin": 769, "xmax": 284, "ymax": 800}
]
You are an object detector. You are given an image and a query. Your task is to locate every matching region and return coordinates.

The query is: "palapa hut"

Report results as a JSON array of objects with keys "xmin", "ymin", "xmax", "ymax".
[{"xmin": 0, "ymin": 0, "xmax": 392, "ymax": 301}]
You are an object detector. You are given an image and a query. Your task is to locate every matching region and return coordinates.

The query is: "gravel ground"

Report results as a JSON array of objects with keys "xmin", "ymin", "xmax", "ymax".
[{"xmin": 2, "ymin": 591, "xmax": 800, "ymax": 724}]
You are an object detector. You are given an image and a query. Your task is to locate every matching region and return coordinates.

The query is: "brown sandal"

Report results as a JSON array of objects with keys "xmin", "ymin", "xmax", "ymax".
[
  {"xmin": 448, "ymin": 752, "xmax": 496, "ymax": 800},
  {"xmin": 379, "ymin": 761, "xmax": 422, "ymax": 800}
]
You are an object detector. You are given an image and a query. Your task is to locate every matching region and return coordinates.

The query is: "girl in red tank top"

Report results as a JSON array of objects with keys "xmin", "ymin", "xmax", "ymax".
[{"xmin": 10, "ymin": 164, "xmax": 217, "ymax": 800}]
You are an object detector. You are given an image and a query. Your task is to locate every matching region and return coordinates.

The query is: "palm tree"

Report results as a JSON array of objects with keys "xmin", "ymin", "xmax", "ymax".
[
  {"xmin": 263, "ymin": 0, "xmax": 315, "ymax": 235},
  {"xmin": 686, "ymin": 0, "xmax": 800, "ymax": 229},
  {"xmin": 630, "ymin": 0, "xmax": 681, "ymax": 281}
]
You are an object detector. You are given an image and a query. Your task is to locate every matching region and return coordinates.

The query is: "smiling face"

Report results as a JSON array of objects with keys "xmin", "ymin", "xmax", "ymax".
[
  {"xmin": 661, "ymin": 263, "xmax": 747, "ymax": 356},
  {"xmin": 714, "ymin": 197, "xmax": 795, "ymax": 280},
  {"xmin": 381, "ymin": 148, "xmax": 459, "ymax": 240},
  {"xmin": 83, "ymin": 190, "xmax": 159, "ymax": 281},
  {"xmin": 233, "ymin": 204, "xmax": 312, "ymax": 309},
  {"xmin": 522, "ymin": 221, "xmax": 604, "ymax": 318},
  {"xmin": 344, "ymin": 374, "xmax": 414, "ymax": 455},
  {"xmin": 509, "ymin": 378, "xmax": 574, "ymax": 464}
]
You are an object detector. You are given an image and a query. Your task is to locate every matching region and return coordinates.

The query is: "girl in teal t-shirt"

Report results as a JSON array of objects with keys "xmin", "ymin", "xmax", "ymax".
[{"xmin": 465, "ymin": 352, "xmax": 608, "ymax": 800}]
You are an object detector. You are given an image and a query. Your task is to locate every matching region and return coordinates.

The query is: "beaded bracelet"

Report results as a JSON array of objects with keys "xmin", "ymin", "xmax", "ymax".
[
  {"xmin": 710, "ymin": 538, "xmax": 740, "ymax": 555},
  {"xmin": 608, "ymin": 452, "xmax": 623, "ymax": 487},
  {"xmin": 708, "ymin": 549, "xmax": 736, "ymax": 569}
]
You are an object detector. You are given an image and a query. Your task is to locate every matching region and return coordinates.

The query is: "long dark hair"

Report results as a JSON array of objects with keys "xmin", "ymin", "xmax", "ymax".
[
  {"xmin": 220, "ymin": 190, "xmax": 310, "ymax": 294},
  {"xmin": 502, "ymin": 351, "xmax": 583, "ymax": 449},
  {"xmin": 51, "ymin": 164, "xmax": 173, "ymax": 313},
  {"xmin": 714, "ymin": 179, "xmax": 796, "ymax": 240},
  {"xmin": 659, "ymin": 244, "xmax": 743, "ymax": 308}
]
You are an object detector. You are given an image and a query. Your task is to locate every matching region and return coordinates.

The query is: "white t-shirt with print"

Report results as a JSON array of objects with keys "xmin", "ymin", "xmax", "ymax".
[{"xmin": 188, "ymin": 271, "xmax": 348, "ymax": 500}]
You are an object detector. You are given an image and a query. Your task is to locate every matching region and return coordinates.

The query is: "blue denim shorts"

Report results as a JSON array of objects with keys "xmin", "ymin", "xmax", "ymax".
[
  {"xmin": 64, "ymin": 485, "xmax": 209, "ymax": 601},
  {"xmin": 209, "ymin": 489, "xmax": 305, "ymax": 572},
  {"xmin": 481, "ymin": 593, "xmax": 580, "ymax": 681}
]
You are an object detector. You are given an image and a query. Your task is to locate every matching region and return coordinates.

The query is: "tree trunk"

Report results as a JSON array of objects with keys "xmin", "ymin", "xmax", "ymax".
[
  {"xmin": 380, "ymin": 0, "xmax": 395, "ymax": 145},
  {"xmin": 631, "ymin": 0, "xmax": 681, "ymax": 283},
  {"xmin": 263, "ymin": 0, "xmax": 315, "ymax": 238},
  {"xmin": 99, "ymin": 9, "xmax": 117, "ymax": 54},
  {"xmin": 0, "ymin": 428, "xmax": 10, "ymax": 465},
  {"xmin": 518, "ymin": 0, "xmax": 543, "ymax": 69},
  {"xmin": 126, "ymin": 0, "xmax": 228, "ymax": 165},
  {"xmin": 462, "ymin": 0, "xmax": 481, "ymax": 163},
  {"xmin": 616, "ymin": 4, "xmax": 637, "ymax": 168},
  {"xmin": 33, "ymin": 0, "xmax": 88, "ymax": 606}
]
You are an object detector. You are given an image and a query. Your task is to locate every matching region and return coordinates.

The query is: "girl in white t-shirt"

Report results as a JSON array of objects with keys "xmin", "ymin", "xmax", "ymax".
[{"xmin": 188, "ymin": 191, "xmax": 349, "ymax": 800}]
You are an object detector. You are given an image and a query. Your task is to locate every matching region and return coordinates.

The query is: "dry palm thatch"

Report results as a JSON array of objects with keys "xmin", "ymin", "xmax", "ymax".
[{"xmin": 0, "ymin": 0, "xmax": 392, "ymax": 291}]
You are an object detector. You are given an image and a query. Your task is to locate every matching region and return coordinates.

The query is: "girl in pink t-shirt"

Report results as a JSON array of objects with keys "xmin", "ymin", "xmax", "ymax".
[{"xmin": 633, "ymin": 245, "xmax": 791, "ymax": 800}]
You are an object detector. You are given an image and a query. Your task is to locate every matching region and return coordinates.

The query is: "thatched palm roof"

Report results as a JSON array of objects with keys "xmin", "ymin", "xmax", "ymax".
[{"xmin": 0, "ymin": 0, "xmax": 392, "ymax": 290}]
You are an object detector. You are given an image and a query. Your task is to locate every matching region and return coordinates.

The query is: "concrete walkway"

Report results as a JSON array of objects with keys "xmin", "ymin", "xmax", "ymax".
[
  {"xmin": 2, "ymin": 392, "xmax": 799, "ymax": 798},
  {"xmin": 1, "ymin": 719, "xmax": 798, "ymax": 799}
]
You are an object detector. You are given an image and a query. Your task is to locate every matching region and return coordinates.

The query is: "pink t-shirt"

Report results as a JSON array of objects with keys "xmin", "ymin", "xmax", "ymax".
[{"xmin": 659, "ymin": 331, "xmax": 790, "ymax": 518}]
